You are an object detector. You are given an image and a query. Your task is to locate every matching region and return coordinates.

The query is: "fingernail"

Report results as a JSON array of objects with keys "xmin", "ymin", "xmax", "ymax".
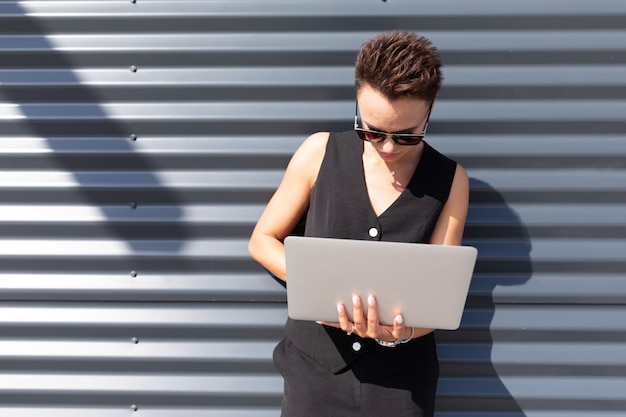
[
  {"xmin": 395, "ymin": 315, "xmax": 403, "ymax": 325},
  {"xmin": 352, "ymin": 295, "xmax": 359, "ymax": 305},
  {"xmin": 368, "ymin": 295, "xmax": 375, "ymax": 306},
  {"xmin": 337, "ymin": 304, "xmax": 343, "ymax": 314}
]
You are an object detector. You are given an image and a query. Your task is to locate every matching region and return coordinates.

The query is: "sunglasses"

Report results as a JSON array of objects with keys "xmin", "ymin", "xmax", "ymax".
[{"xmin": 353, "ymin": 101, "xmax": 433, "ymax": 146}]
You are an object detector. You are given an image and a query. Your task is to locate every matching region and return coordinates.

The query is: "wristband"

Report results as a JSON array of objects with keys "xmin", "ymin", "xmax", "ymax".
[{"xmin": 375, "ymin": 327, "xmax": 415, "ymax": 348}]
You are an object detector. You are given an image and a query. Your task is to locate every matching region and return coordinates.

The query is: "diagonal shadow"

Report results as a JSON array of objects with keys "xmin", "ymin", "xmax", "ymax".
[{"xmin": 0, "ymin": 5, "xmax": 189, "ymax": 277}]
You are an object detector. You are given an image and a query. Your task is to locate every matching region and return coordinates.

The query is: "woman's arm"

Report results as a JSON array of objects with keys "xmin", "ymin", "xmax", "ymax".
[
  {"xmin": 430, "ymin": 163, "xmax": 470, "ymax": 246},
  {"xmin": 248, "ymin": 132, "xmax": 329, "ymax": 281}
]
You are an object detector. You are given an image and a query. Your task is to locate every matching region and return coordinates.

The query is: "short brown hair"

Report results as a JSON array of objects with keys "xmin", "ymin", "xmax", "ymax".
[{"xmin": 355, "ymin": 31, "xmax": 443, "ymax": 101}]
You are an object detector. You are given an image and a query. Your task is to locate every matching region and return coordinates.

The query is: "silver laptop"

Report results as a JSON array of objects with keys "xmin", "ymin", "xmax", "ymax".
[{"xmin": 284, "ymin": 236, "xmax": 478, "ymax": 330}]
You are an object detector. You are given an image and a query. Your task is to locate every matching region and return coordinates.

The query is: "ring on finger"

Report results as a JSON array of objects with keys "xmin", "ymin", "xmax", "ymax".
[{"xmin": 346, "ymin": 323, "xmax": 355, "ymax": 336}]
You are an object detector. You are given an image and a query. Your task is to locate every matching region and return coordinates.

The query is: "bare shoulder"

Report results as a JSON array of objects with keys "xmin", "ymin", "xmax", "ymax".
[
  {"xmin": 453, "ymin": 162, "xmax": 469, "ymax": 190},
  {"xmin": 286, "ymin": 131, "xmax": 330, "ymax": 187},
  {"xmin": 430, "ymin": 162, "xmax": 469, "ymax": 245},
  {"xmin": 449, "ymin": 162, "xmax": 469, "ymax": 208},
  {"xmin": 296, "ymin": 131, "xmax": 330, "ymax": 159}
]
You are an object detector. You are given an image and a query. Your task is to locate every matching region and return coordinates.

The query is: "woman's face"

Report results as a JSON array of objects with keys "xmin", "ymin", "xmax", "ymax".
[{"xmin": 356, "ymin": 83, "xmax": 432, "ymax": 164}]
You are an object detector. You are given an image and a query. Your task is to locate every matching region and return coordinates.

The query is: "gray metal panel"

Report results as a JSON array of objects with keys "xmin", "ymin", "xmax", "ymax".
[{"xmin": 0, "ymin": 1, "xmax": 624, "ymax": 416}]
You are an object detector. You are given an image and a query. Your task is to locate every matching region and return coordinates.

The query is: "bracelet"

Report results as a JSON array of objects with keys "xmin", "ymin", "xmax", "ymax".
[{"xmin": 375, "ymin": 327, "xmax": 415, "ymax": 348}]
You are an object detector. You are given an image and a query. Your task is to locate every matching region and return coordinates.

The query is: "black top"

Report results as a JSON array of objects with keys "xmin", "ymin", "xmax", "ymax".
[{"xmin": 284, "ymin": 130, "xmax": 458, "ymax": 378}]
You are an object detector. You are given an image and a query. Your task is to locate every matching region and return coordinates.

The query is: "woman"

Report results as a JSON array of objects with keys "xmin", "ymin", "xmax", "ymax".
[{"xmin": 249, "ymin": 31, "xmax": 469, "ymax": 417}]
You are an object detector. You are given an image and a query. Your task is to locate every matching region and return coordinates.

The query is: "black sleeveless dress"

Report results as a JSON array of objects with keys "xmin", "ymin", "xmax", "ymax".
[{"xmin": 274, "ymin": 131, "xmax": 458, "ymax": 417}]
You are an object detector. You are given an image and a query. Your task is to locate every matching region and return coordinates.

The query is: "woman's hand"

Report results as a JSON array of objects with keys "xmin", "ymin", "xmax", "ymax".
[{"xmin": 320, "ymin": 294, "xmax": 408, "ymax": 343}]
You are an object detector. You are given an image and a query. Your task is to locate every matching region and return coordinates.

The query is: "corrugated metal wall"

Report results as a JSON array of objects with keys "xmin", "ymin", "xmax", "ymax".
[{"xmin": 0, "ymin": 1, "xmax": 625, "ymax": 416}]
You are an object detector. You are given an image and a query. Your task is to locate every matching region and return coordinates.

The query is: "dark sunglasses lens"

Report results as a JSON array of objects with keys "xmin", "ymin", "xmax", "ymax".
[
  {"xmin": 394, "ymin": 135, "xmax": 423, "ymax": 146},
  {"xmin": 356, "ymin": 130, "xmax": 385, "ymax": 142}
]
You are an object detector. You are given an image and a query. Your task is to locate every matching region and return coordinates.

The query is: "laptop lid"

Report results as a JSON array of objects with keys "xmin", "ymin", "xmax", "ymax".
[{"xmin": 284, "ymin": 236, "xmax": 477, "ymax": 330}]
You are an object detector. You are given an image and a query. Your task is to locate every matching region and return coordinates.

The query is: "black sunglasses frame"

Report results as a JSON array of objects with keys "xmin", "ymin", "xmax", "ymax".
[{"xmin": 353, "ymin": 101, "xmax": 433, "ymax": 146}]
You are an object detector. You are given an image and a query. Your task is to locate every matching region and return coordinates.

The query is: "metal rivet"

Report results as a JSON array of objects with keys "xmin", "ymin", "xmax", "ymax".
[
  {"xmin": 130, "ymin": 65, "xmax": 138, "ymax": 72},
  {"xmin": 130, "ymin": 0, "xmax": 137, "ymax": 4},
  {"xmin": 130, "ymin": 134, "xmax": 137, "ymax": 141},
  {"xmin": 130, "ymin": 404, "xmax": 138, "ymax": 411},
  {"xmin": 131, "ymin": 337, "xmax": 139, "ymax": 344},
  {"xmin": 130, "ymin": 201, "xmax": 138, "ymax": 209},
  {"xmin": 130, "ymin": 271, "xmax": 137, "ymax": 278}
]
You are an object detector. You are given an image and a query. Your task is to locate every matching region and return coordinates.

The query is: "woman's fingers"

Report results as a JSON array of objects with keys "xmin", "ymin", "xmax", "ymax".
[
  {"xmin": 393, "ymin": 314, "xmax": 406, "ymax": 340},
  {"xmin": 336, "ymin": 303, "xmax": 352, "ymax": 333},
  {"xmin": 352, "ymin": 295, "xmax": 367, "ymax": 334},
  {"xmin": 337, "ymin": 294, "xmax": 402, "ymax": 340},
  {"xmin": 365, "ymin": 295, "xmax": 381, "ymax": 338}
]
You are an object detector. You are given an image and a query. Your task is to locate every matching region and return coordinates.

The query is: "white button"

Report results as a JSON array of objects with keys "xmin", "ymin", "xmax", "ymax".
[
  {"xmin": 368, "ymin": 227, "xmax": 379, "ymax": 238},
  {"xmin": 352, "ymin": 341, "xmax": 362, "ymax": 352}
]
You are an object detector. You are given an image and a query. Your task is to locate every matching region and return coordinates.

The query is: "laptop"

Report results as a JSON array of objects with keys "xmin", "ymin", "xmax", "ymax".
[{"xmin": 284, "ymin": 236, "xmax": 478, "ymax": 330}]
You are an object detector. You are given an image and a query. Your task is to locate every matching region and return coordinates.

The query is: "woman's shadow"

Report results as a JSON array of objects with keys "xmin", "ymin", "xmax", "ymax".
[{"xmin": 435, "ymin": 177, "xmax": 533, "ymax": 415}]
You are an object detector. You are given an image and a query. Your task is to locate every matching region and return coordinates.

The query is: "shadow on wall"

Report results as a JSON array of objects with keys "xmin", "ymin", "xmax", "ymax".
[
  {"xmin": 0, "ymin": 4, "xmax": 189, "ymax": 275},
  {"xmin": 436, "ymin": 177, "xmax": 533, "ymax": 416}
]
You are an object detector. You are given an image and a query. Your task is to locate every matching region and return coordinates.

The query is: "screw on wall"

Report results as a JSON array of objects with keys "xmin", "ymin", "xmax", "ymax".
[
  {"xmin": 130, "ymin": 404, "xmax": 138, "ymax": 411},
  {"xmin": 130, "ymin": 201, "xmax": 138, "ymax": 209},
  {"xmin": 130, "ymin": 65, "xmax": 138, "ymax": 73},
  {"xmin": 130, "ymin": 134, "xmax": 137, "ymax": 141}
]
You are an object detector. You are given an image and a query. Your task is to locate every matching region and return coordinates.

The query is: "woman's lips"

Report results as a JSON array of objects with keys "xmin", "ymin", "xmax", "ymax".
[{"xmin": 379, "ymin": 152, "xmax": 400, "ymax": 160}]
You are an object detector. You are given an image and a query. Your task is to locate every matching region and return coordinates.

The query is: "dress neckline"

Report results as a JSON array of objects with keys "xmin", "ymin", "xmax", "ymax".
[{"xmin": 359, "ymin": 142, "xmax": 428, "ymax": 219}]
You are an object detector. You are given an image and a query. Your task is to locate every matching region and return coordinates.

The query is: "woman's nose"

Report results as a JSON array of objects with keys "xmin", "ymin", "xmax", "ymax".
[{"xmin": 379, "ymin": 135, "xmax": 397, "ymax": 151}]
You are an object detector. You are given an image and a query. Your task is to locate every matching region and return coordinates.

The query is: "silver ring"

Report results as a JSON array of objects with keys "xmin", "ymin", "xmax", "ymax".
[{"xmin": 346, "ymin": 323, "xmax": 355, "ymax": 336}]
